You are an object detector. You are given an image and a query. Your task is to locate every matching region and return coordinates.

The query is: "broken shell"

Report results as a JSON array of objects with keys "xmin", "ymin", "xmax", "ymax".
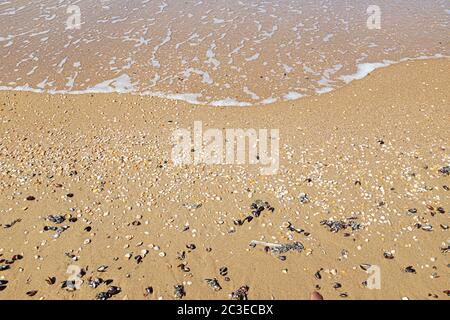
[
  {"xmin": 97, "ymin": 265, "xmax": 108, "ymax": 272},
  {"xmin": 45, "ymin": 276, "xmax": 56, "ymax": 285},
  {"xmin": 88, "ymin": 277, "xmax": 103, "ymax": 288},
  {"xmin": 230, "ymin": 285, "xmax": 249, "ymax": 300},
  {"xmin": 298, "ymin": 193, "xmax": 310, "ymax": 204},
  {"xmin": 383, "ymin": 252, "xmax": 394, "ymax": 259},
  {"xmin": 174, "ymin": 284, "xmax": 186, "ymax": 299},
  {"xmin": 205, "ymin": 278, "xmax": 222, "ymax": 291},
  {"xmin": 314, "ymin": 269, "xmax": 322, "ymax": 279},
  {"xmin": 359, "ymin": 263, "xmax": 372, "ymax": 271}
]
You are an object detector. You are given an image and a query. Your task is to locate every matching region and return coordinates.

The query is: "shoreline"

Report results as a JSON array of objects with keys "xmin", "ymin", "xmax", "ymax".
[
  {"xmin": 0, "ymin": 55, "xmax": 448, "ymax": 108},
  {"xmin": 0, "ymin": 58, "xmax": 449, "ymax": 300}
]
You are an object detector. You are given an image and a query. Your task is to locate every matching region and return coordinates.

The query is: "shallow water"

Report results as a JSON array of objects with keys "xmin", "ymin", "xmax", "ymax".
[{"xmin": 0, "ymin": 0, "xmax": 449, "ymax": 106}]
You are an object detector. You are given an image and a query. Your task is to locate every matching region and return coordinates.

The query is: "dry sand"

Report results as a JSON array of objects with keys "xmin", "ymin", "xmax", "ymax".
[{"xmin": 0, "ymin": 58, "xmax": 449, "ymax": 300}]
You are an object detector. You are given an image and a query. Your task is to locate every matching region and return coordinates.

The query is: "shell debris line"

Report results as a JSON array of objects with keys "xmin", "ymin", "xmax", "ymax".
[{"xmin": 0, "ymin": 58, "xmax": 449, "ymax": 300}]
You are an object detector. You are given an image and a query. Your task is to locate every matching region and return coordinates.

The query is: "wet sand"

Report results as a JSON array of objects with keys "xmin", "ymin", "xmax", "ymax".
[
  {"xmin": 0, "ymin": 58, "xmax": 449, "ymax": 300},
  {"xmin": 1, "ymin": 0, "xmax": 448, "ymax": 106}
]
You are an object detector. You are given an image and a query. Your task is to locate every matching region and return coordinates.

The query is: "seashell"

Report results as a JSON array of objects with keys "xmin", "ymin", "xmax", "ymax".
[
  {"xmin": 314, "ymin": 269, "xmax": 322, "ymax": 279},
  {"xmin": 205, "ymin": 278, "xmax": 222, "ymax": 291},
  {"xmin": 404, "ymin": 266, "xmax": 416, "ymax": 273},
  {"xmin": 359, "ymin": 263, "xmax": 372, "ymax": 271},
  {"xmin": 88, "ymin": 277, "xmax": 103, "ymax": 289},
  {"xmin": 97, "ymin": 265, "xmax": 108, "ymax": 272},
  {"xmin": 174, "ymin": 284, "xmax": 186, "ymax": 299},
  {"xmin": 438, "ymin": 166, "xmax": 450, "ymax": 175},
  {"xmin": 134, "ymin": 255, "xmax": 143, "ymax": 264},
  {"xmin": 219, "ymin": 266, "xmax": 228, "ymax": 276},
  {"xmin": 298, "ymin": 193, "xmax": 310, "ymax": 204},
  {"xmin": 47, "ymin": 215, "xmax": 65, "ymax": 224},
  {"xmin": 26, "ymin": 290, "xmax": 38, "ymax": 297},
  {"xmin": 178, "ymin": 263, "xmax": 190, "ymax": 272},
  {"xmin": 144, "ymin": 287, "xmax": 153, "ymax": 296},
  {"xmin": 96, "ymin": 292, "xmax": 111, "ymax": 300},
  {"xmin": 107, "ymin": 286, "xmax": 121, "ymax": 295},
  {"xmin": 45, "ymin": 276, "xmax": 56, "ymax": 285},
  {"xmin": 333, "ymin": 282, "xmax": 342, "ymax": 289},
  {"xmin": 12, "ymin": 254, "xmax": 23, "ymax": 261},
  {"xmin": 186, "ymin": 243, "xmax": 196, "ymax": 250},
  {"xmin": 0, "ymin": 265, "xmax": 10, "ymax": 271},
  {"xmin": 230, "ymin": 285, "xmax": 249, "ymax": 300}
]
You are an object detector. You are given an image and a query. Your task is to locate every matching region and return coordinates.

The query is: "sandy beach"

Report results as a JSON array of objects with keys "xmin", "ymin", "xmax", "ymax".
[{"xmin": 0, "ymin": 58, "xmax": 449, "ymax": 300}]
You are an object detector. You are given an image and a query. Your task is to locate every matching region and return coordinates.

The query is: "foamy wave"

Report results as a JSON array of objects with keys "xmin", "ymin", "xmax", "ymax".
[{"xmin": 0, "ymin": 55, "xmax": 448, "ymax": 106}]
